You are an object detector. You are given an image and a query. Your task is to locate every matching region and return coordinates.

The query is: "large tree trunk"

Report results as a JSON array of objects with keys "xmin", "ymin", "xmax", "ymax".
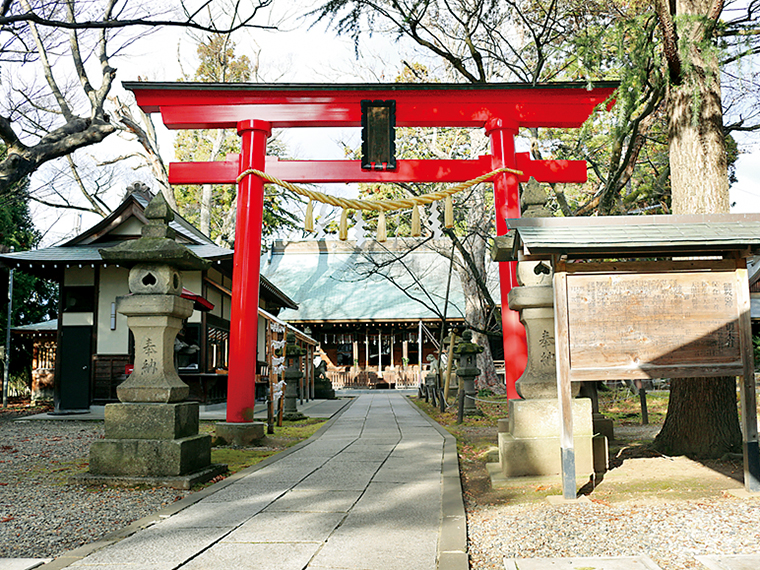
[
  {"xmin": 653, "ymin": 0, "xmax": 742, "ymax": 458},
  {"xmin": 655, "ymin": 378, "xmax": 742, "ymax": 457},
  {"xmin": 667, "ymin": 44, "xmax": 729, "ymax": 213}
]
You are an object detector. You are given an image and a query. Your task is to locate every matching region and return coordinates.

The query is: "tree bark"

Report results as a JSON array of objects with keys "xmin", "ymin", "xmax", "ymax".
[
  {"xmin": 654, "ymin": 377, "xmax": 742, "ymax": 457},
  {"xmin": 667, "ymin": 17, "xmax": 729, "ymax": 214},
  {"xmin": 653, "ymin": 0, "xmax": 741, "ymax": 458}
]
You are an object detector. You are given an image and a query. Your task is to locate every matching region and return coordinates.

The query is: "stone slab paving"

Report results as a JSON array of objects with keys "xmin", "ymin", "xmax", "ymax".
[
  {"xmin": 0, "ymin": 560, "xmax": 52, "ymax": 570},
  {"xmin": 504, "ymin": 556, "xmax": 663, "ymax": 569},
  {"xmin": 22, "ymin": 398, "xmax": 350, "ymax": 422},
  {"xmin": 695, "ymin": 555, "xmax": 760, "ymax": 570},
  {"xmin": 44, "ymin": 393, "xmax": 464, "ymax": 570}
]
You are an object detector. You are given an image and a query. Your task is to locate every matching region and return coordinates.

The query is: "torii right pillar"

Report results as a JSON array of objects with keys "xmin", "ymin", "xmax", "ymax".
[{"xmin": 487, "ymin": 119, "xmax": 524, "ymax": 399}]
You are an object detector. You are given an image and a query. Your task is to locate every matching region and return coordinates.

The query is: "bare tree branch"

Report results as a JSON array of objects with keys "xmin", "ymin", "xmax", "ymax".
[
  {"xmin": 66, "ymin": 155, "xmax": 109, "ymax": 217},
  {"xmin": 1, "ymin": 1, "xmax": 277, "ymax": 33}
]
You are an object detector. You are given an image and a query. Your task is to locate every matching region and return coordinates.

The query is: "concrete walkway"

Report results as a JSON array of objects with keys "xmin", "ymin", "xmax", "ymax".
[
  {"xmin": 22, "ymin": 397, "xmax": 354, "ymax": 422},
  {"xmin": 43, "ymin": 393, "xmax": 467, "ymax": 570}
]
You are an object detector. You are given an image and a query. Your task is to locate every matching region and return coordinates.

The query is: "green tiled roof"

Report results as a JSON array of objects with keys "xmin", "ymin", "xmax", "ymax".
[
  {"xmin": 13, "ymin": 319, "xmax": 58, "ymax": 333},
  {"xmin": 261, "ymin": 240, "xmax": 494, "ymax": 323},
  {"xmin": 1, "ymin": 242, "xmax": 232, "ymax": 265}
]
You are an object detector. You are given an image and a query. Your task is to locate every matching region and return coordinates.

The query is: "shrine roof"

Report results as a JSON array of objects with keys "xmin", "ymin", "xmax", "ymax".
[
  {"xmin": 495, "ymin": 214, "xmax": 760, "ymax": 260},
  {"xmin": 261, "ymin": 239, "xmax": 500, "ymax": 323}
]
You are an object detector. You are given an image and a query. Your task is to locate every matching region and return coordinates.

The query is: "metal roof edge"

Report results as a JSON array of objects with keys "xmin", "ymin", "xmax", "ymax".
[
  {"xmin": 124, "ymin": 80, "xmax": 620, "ymax": 93},
  {"xmin": 506, "ymin": 213, "xmax": 760, "ymax": 228}
]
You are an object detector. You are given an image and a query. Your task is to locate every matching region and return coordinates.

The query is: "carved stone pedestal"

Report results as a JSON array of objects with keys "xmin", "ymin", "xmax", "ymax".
[
  {"xmin": 283, "ymin": 367, "xmax": 306, "ymax": 421},
  {"xmin": 496, "ymin": 398, "xmax": 606, "ymax": 478},
  {"xmin": 82, "ymin": 401, "xmax": 225, "ymax": 489},
  {"xmin": 215, "ymin": 421, "xmax": 266, "ymax": 446}
]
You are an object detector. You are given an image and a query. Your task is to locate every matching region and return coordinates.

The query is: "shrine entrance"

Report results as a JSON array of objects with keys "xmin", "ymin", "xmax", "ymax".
[{"xmin": 126, "ymin": 81, "xmax": 616, "ymax": 424}]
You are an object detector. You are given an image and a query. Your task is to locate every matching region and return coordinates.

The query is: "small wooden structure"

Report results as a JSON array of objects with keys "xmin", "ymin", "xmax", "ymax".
[
  {"xmin": 497, "ymin": 214, "xmax": 760, "ymax": 498},
  {"xmin": 0, "ymin": 188, "xmax": 299, "ymax": 410},
  {"xmin": 259, "ymin": 308, "xmax": 317, "ymax": 428}
]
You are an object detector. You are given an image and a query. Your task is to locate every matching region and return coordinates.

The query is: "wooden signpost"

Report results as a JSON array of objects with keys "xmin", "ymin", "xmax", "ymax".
[
  {"xmin": 497, "ymin": 214, "xmax": 760, "ymax": 500},
  {"xmin": 554, "ymin": 259, "xmax": 759, "ymax": 498}
]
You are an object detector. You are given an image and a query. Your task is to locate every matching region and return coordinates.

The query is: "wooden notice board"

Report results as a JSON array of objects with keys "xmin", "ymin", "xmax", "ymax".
[
  {"xmin": 562, "ymin": 268, "xmax": 744, "ymax": 381},
  {"xmin": 553, "ymin": 260, "xmax": 759, "ymax": 498}
]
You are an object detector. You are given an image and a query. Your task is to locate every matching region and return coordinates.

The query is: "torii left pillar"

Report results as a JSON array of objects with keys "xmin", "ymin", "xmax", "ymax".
[{"xmin": 215, "ymin": 119, "xmax": 269, "ymax": 444}]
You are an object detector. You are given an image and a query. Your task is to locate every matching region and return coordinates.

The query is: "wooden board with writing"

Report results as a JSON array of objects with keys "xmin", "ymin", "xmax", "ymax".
[
  {"xmin": 559, "ymin": 271, "xmax": 744, "ymax": 381},
  {"xmin": 551, "ymin": 257, "xmax": 759, "ymax": 498}
]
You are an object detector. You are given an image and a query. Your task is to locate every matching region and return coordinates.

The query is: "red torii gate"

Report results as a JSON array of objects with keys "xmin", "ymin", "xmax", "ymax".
[{"xmin": 125, "ymin": 82, "xmax": 616, "ymax": 424}]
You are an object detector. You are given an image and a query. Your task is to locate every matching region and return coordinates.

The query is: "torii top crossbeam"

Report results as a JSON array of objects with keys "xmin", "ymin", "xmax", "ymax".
[
  {"xmin": 126, "ymin": 81, "xmax": 614, "ymax": 128},
  {"xmin": 126, "ymin": 81, "xmax": 616, "ymax": 422}
]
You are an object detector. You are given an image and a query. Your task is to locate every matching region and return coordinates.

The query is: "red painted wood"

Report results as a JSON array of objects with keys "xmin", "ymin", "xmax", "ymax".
[
  {"xmin": 123, "ymin": 83, "xmax": 615, "ymax": 129},
  {"xmin": 168, "ymin": 155, "xmax": 587, "ymax": 185},
  {"xmin": 226, "ymin": 120, "xmax": 270, "ymax": 424},
  {"xmin": 157, "ymin": 100, "xmax": 606, "ymax": 129},
  {"xmin": 488, "ymin": 119, "xmax": 527, "ymax": 399}
]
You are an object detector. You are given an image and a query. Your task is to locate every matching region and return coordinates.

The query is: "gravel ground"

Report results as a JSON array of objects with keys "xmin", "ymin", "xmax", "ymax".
[
  {"xmin": 467, "ymin": 498, "xmax": 760, "ymax": 570},
  {"xmin": 467, "ymin": 427, "xmax": 760, "ymax": 570},
  {"xmin": 0, "ymin": 415, "xmax": 190, "ymax": 559},
  {"xmin": 3, "ymin": 406, "xmax": 760, "ymax": 569}
]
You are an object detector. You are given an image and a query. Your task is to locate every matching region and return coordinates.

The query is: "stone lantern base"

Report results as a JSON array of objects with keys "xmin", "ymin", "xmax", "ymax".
[
  {"xmin": 493, "ymin": 398, "xmax": 607, "ymax": 479},
  {"xmin": 74, "ymin": 402, "xmax": 226, "ymax": 489},
  {"xmin": 215, "ymin": 421, "xmax": 267, "ymax": 446}
]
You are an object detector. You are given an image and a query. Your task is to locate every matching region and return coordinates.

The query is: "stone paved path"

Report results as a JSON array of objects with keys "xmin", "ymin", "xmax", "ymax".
[{"xmin": 49, "ymin": 393, "xmax": 464, "ymax": 570}]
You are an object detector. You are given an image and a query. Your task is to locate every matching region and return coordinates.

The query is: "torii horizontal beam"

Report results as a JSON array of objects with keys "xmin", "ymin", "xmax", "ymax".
[{"xmin": 168, "ymin": 154, "xmax": 587, "ymax": 185}]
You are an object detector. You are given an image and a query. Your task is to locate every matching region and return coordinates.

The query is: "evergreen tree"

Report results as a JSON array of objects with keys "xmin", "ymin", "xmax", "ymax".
[{"xmin": 0, "ymin": 145, "xmax": 59, "ymax": 391}]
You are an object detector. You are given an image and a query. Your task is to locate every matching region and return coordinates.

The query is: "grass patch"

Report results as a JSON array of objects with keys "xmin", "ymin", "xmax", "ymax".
[
  {"xmin": 410, "ymin": 393, "xmax": 506, "ymax": 429},
  {"xmin": 203, "ymin": 418, "xmax": 327, "ymax": 481},
  {"xmin": 210, "ymin": 448, "xmax": 280, "ymax": 473},
  {"xmin": 599, "ymin": 388, "xmax": 669, "ymax": 425}
]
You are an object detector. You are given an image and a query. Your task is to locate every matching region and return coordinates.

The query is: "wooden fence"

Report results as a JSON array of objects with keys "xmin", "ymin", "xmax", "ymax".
[{"xmin": 326, "ymin": 367, "xmax": 423, "ymax": 389}]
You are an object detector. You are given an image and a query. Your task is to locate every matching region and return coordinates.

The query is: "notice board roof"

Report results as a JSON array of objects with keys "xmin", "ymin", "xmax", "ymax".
[{"xmin": 494, "ymin": 214, "xmax": 760, "ymax": 260}]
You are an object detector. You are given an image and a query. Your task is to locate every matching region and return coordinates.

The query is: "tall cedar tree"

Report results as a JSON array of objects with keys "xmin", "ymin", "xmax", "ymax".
[{"xmin": 652, "ymin": 0, "xmax": 741, "ymax": 458}]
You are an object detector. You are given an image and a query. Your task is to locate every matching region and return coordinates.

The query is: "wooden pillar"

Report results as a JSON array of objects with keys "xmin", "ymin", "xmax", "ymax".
[
  {"xmin": 227, "ymin": 119, "xmax": 270, "ymax": 423},
  {"xmin": 418, "ymin": 320, "xmax": 423, "ymax": 385},
  {"xmin": 487, "ymin": 118, "xmax": 526, "ymax": 400},
  {"xmin": 390, "ymin": 332, "xmax": 395, "ymax": 370}
]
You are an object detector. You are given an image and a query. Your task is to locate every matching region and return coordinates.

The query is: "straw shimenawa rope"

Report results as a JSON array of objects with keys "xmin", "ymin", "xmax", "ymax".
[{"xmin": 237, "ymin": 166, "xmax": 522, "ymax": 241}]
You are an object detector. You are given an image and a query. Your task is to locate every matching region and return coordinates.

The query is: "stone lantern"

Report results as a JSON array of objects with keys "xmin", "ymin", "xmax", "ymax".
[
  {"xmin": 442, "ymin": 330, "xmax": 459, "ymax": 392},
  {"xmin": 282, "ymin": 333, "xmax": 306, "ymax": 421},
  {"xmin": 78, "ymin": 191, "xmax": 225, "ymax": 488},
  {"xmin": 454, "ymin": 330, "xmax": 483, "ymax": 416},
  {"xmin": 494, "ymin": 178, "xmax": 600, "ymax": 481}
]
